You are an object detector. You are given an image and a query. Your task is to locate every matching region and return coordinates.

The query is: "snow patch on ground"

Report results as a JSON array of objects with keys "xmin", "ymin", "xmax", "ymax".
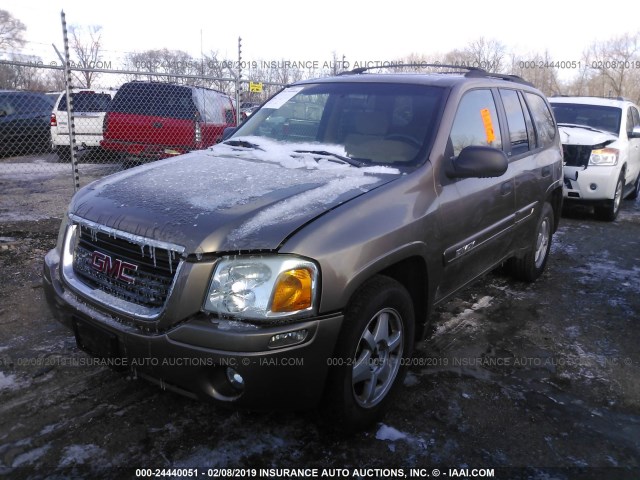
[
  {"xmin": 58, "ymin": 444, "xmax": 106, "ymax": 468},
  {"xmin": 434, "ymin": 296, "xmax": 493, "ymax": 337},
  {"xmin": 376, "ymin": 424, "xmax": 408, "ymax": 441},
  {"xmin": 173, "ymin": 434, "xmax": 290, "ymax": 468},
  {"xmin": 376, "ymin": 424, "xmax": 428, "ymax": 453},
  {"xmin": 0, "ymin": 371, "xmax": 22, "ymax": 392},
  {"xmin": 11, "ymin": 444, "xmax": 51, "ymax": 467},
  {"xmin": 576, "ymin": 261, "xmax": 640, "ymax": 292}
]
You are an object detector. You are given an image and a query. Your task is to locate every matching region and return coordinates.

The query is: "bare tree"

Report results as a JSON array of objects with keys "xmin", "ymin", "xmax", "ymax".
[
  {"xmin": 124, "ymin": 48, "xmax": 202, "ymax": 85},
  {"xmin": 0, "ymin": 54, "xmax": 50, "ymax": 90},
  {"xmin": 509, "ymin": 50, "xmax": 561, "ymax": 96},
  {"xmin": 587, "ymin": 32, "xmax": 640, "ymax": 100},
  {"xmin": 467, "ymin": 37, "xmax": 506, "ymax": 73},
  {"xmin": 560, "ymin": 33, "xmax": 640, "ymax": 104},
  {"xmin": 69, "ymin": 25, "xmax": 103, "ymax": 88},
  {"xmin": 0, "ymin": 9, "xmax": 26, "ymax": 51},
  {"xmin": 444, "ymin": 37, "xmax": 506, "ymax": 73}
]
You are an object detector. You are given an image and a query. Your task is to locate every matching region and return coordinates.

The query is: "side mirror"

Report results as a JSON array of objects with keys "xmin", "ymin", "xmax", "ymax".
[
  {"xmin": 446, "ymin": 145, "xmax": 509, "ymax": 179},
  {"xmin": 222, "ymin": 126, "xmax": 237, "ymax": 141}
]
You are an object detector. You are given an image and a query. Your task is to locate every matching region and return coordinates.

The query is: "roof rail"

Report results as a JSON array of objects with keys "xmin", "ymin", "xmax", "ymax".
[
  {"xmin": 339, "ymin": 63, "xmax": 533, "ymax": 86},
  {"xmin": 339, "ymin": 63, "xmax": 482, "ymax": 75}
]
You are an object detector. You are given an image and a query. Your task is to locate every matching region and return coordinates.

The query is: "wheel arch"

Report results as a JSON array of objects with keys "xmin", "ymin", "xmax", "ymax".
[
  {"xmin": 337, "ymin": 246, "xmax": 433, "ymax": 343},
  {"xmin": 546, "ymin": 183, "xmax": 564, "ymax": 233}
]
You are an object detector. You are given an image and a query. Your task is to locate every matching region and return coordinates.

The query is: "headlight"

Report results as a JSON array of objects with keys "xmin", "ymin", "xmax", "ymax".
[
  {"xmin": 203, "ymin": 255, "xmax": 318, "ymax": 321},
  {"xmin": 589, "ymin": 148, "xmax": 618, "ymax": 166}
]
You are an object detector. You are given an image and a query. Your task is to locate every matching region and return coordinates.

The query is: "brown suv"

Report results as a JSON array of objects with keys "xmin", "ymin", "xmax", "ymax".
[{"xmin": 43, "ymin": 66, "xmax": 563, "ymax": 430}]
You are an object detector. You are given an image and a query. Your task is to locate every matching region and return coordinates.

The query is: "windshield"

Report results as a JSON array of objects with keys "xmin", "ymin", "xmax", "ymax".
[
  {"xmin": 551, "ymin": 103, "xmax": 622, "ymax": 135},
  {"xmin": 231, "ymin": 82, "xmax": 444, "ymax": 166},
  {"xmin": 58, "ymin": 92, "xmax": 112, "ymax": 112}
]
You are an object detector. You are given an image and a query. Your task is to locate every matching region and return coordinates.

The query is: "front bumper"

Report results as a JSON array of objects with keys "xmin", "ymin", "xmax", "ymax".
[
  {"xmin": 43, "ymin": 249, "xmax": 343, "ymax": 409},
  {"xmin": 563, "ymin": 165, "xmax": 620, "ymax": 202},
  {"xmin": 100, "ymin": 139, "xmax": 190, "ymax": 160}
]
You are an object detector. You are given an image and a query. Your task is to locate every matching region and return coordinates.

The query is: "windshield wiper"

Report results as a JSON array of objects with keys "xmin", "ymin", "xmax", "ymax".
[
  {"xmin": 557, "ymin": 123, "xmax": 617, "ymax": 135},
  {"xmin": 223, "ymin": 139, "xmax": 264, "ymax": 150},
  {"xmin": 293, "ymin": 150, "xmax": 366, "ymax": 167}
]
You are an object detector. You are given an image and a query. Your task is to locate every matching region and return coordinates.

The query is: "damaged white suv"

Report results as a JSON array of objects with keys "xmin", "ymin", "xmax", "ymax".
[{"xmin": 550, "ymin": 96, "xmax": 640, "ymax": 220}]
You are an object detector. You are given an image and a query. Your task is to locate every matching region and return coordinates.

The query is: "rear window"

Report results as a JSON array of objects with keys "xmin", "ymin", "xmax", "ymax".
[
  {"xmin": 0, "ymin": 93, "xmax": 52, "ymax": 115},
  {"xmin": 192, "ymin": 89, "xmax": 231, "ymax": 123},
  {"xmin": 109, "ymin": 83, "xmax": 196, "ymax": 119},
  {"xmin": 524, "ymin": 93, "xmax": 557, "ymax": 146},
  {"xmin": 58, "ymin": 92, "xmax": 112, "ymax": 112}
]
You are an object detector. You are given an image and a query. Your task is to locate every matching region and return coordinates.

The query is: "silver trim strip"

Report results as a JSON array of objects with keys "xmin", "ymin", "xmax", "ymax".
[{"xmin": 68, "ymin": 214, "xmax": 186, "ymax": 255}]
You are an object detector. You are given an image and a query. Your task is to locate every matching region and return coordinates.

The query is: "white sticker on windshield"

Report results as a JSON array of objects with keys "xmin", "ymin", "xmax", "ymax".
[{"xmin": 262, "ymin": 86, "xmax": 305, "ymax": 110}]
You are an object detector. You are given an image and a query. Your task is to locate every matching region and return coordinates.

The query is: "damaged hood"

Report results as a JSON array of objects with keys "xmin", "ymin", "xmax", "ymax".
[
  {"xmin": 558, "ymin": 124, "xmax": 618, "ymax": 146},
  {"xmin": 69, "ymin": 141, "xmax": 400, "ymax": 254}
]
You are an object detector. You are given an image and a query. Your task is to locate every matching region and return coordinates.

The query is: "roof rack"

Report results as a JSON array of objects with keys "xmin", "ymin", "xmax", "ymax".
[{"xmin": 339, "ymin": 63, "xmax": 532, "ymax": 86}]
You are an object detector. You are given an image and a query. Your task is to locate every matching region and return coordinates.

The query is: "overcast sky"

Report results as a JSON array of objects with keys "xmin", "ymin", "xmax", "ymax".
[{"xmin": 5, "ymin": 0, "xmax": 640, "ymax": 74}]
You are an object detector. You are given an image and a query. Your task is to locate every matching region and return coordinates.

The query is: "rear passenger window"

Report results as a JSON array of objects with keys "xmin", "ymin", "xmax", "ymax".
[
  {"xmin": 524, "ymin": 93, "xmax": 556, "ymax": 147},
  {"xmin": 499, "ymin": 89, "xmax": 529, "ymax": 156},
  {"xmin": 449, "ymin": 89, "xmax": 502, "ymax": 157}
]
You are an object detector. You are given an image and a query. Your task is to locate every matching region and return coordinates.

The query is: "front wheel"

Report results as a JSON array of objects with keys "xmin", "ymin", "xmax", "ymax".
[
  {"xmin": 325, "ymin": 276, "xmax": 415, "ymax": 431},
  {"xmin": 594, "ymin": 175, "xmax": 624, "ymax": 221},
  {"xmin": 509, "ymin": 202, "xmax": 554, "ymax": 282}
]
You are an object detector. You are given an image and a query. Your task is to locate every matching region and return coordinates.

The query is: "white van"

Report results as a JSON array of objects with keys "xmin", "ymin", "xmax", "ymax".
[{"xmin": 50, "ymin": 89, "xmax": 116, "ymax": 161}]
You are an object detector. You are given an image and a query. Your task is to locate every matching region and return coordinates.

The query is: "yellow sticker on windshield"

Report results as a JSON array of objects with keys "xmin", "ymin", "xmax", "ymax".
[{"xmin": 480, "ymin": 108, "xmax": 496, "ymax": 144}]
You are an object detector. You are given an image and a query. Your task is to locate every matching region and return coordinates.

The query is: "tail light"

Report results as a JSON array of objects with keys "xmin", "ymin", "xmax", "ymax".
[
  {"xmin": 102, "ymin": 113, "xmax": 108, "ymax": 135},
  {"xmin": 50, "ymin": 113, "xmax": 57, "ymax": 127}
]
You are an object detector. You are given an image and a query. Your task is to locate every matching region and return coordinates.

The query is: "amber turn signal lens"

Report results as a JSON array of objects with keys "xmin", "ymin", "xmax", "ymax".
[{"xmin": 271, "ymin": 268, "xmax": 313, "ymax": 313}]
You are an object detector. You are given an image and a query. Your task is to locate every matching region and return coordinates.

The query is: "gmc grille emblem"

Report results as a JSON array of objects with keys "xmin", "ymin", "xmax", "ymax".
[{"xmin": 90, "ymin": 251, "xmax": 138, "ymax": 284}]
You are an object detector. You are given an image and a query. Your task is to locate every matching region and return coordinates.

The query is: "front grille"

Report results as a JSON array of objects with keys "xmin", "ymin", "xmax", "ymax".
[
  {"xmin": 72, "ymin": 225, "xmax": 181, "ymax": 308},
  {"xmin": 563, "ymin": 145, "xmax": 591, "ymax": 167}
]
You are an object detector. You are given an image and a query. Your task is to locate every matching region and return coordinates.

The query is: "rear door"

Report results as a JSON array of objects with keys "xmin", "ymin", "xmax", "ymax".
[
  {"xmin": 499, "ymin": 89, "xmax": 558, "ymax": 240},
  {"xmin": 436, "ymin": 88, "xmax": 516, "ymax": 299}
]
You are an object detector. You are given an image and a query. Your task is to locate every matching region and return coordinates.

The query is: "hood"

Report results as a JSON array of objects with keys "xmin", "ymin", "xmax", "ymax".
[
  {"xmin": 558, "ymin": 125, "xmax": 617, "ymax": 146},
  {"xmin": 69, "ymin": 141, "xmax": 400, "ymax": 254}
]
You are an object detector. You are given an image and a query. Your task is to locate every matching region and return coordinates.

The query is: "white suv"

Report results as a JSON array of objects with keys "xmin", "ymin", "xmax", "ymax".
[
  {"xmin": 550, "ymin": 96, "xmax": 640, "ymax": 220},
  {"xmin": 50, "ymin": 89, "xmax": 116, "ymax": 162}
]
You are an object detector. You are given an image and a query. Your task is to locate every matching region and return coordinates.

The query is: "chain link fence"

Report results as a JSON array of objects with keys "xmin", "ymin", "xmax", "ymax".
[
  {"xmin": 1, "ymin": 61, "xmax": 285, "ymax": 173},
  {"xmin": 0, "ymin": 57, "xmax": 288, "ymax": 221}
]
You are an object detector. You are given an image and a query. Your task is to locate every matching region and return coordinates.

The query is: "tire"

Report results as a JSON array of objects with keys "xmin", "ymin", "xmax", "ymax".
[
  {"xmin": 55, "ymin": 146, "xmax": 72, "ymax": 163},
  {"xmin": 325, "ymin": 275, "xmax": 414, "ymax": 432},
  {"xmin": 594, "ymin": 174, "xmax": 624, "ymax": 221},
  {"xmin": 510, "ymin": 202, "xmax": 554, "ymax": 282},
  {"xmin": 627, "ymin": 173, "xmax": 640, "ymax": 200}
]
